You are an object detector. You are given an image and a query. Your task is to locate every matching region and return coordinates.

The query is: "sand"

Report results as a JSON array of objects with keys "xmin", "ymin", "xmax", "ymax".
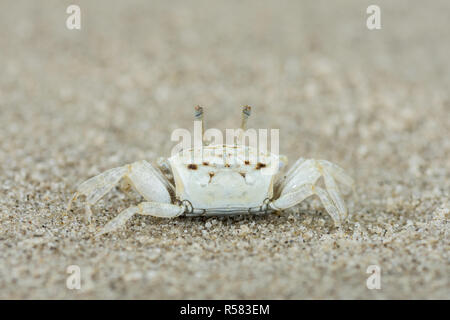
[{"xmin": 0, "ymin": 0, "xmax": 448, "ymax": 299}]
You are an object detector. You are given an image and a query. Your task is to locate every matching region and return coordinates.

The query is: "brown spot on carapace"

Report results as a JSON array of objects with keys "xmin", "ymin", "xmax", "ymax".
[
  {"xmin": 255, "ymin": 162, "xmax": 266, "ymax": 169},
  {"xmin": 202, "ymin": 162, "xmax": 209, "ymax": 166},
  {"xmin": 187, "ymin": 164, "xmax": 198, "ymax": 170},
  {"xmin": 244, "ymin": 160, "xmax": 250, "ymax": 165},
  {"xmin": 239, "ymin": 172, "xmax": 246, "ymax": 178},
  {"xmin": 225, "ymin": 163, "xmax": 231, "ymax": 168}
]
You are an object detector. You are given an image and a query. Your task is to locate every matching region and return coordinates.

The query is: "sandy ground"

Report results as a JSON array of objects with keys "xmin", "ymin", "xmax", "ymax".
[{"xmin": 0, "ymin": 0, "xmax": 449, "ymax": 299}]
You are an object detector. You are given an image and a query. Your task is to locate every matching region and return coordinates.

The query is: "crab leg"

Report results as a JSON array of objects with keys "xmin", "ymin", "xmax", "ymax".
[
  {"xmin": 278, "ymin": 159, "xmax": 321, "ymax": 196},
  {"xmin": 317, "ymin": 160, "xmax": 354, "ymax": 190},
  {"xmin": 322, "ymin": 167, "xmax": 348, "ymax": 219},
  {"xmin": 270, "ymin": 184, "xmax": 343, "ymax": 225},
  {"xmin": 96, "ymin": 202, "xmax": 185, "ymax": 236},
  {"xmin": 67, "ymin": 160, "xmax": 172, "ymax": 222},
  {"xmin": 278, "ymin": 158, "xmax": 354, "ymax": 195},
  {"xmin": 274, "ymin": 157, "xmax": 304, "ymax": 191},
  {"xmin": 313, "ymin": 186, "xmax": 341, "ymax": 224},
  {"xmin": 270, "ymin": 184, "xmax": 315, "ymax": 209},
  {"xmin": 67, "ymin": 166, "xmax": 128, "ymax": 221},
  {"xmin": 273, "ymin": 157, "xmax": 353, "ymax": 225}
]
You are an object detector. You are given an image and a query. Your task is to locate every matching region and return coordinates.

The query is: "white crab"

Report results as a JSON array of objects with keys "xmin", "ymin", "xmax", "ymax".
[{"xmin": 67, "ymin": 107, "xmax": 354, "ymax": 236}]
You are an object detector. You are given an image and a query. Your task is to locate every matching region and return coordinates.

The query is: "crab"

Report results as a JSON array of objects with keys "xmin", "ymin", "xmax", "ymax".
[{"xmin": 67, "ymin": 106, "xmax": 354, "ymax": 236}]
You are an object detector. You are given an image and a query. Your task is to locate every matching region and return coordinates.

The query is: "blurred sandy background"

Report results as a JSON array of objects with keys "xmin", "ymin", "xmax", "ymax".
[{"xmin": 0, "ymin": 0, "xmax": 448, "ymax": 299}]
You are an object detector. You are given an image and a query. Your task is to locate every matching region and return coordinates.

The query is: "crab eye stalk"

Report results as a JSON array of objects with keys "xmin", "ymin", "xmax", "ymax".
[
  {"xmin": 241, "ymin": 105, "xmax": 251, "ymax": 131},
  {"xmin": 194, "ymin": 105, "xmax": 204, "ymax": 121},
  {"xmin": 238, "ymin": 105, "xmax": 252, "ymax": 148},
  {"xmin": 194, "ymin": 105, "xmax": 204, "ymax": 144}
]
